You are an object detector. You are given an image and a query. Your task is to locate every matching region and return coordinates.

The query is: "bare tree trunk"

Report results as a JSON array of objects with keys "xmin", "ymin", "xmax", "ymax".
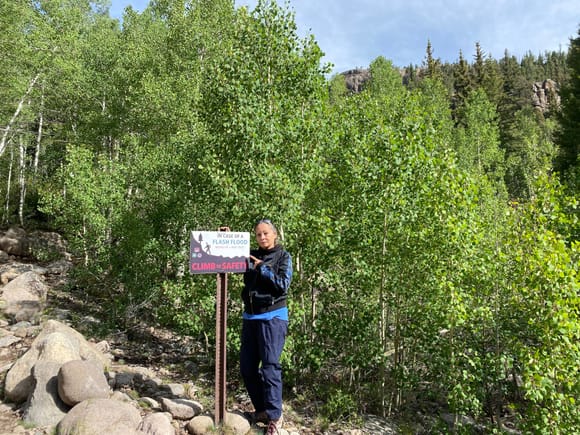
[
  {"xmin": 0, "ymin": 74, "xmax": 39, "ymax": 157},
  {"xmin": 18, "ymin": 135, "xmax": 26, "ymax": 226},
  {"xmin": 33, "ymin": 86, "xmax": 44, "ymax": 174},
  {"xmin": 379, "ymin": 213, "xmax": 390, "ymax": 416},
  {"xmin": 3, "ymin": 144, "xmax": 14, "ymax": 224},
  {"xmin": 82, "ymin": 216, "xmax": 89, "ymax": 266}
]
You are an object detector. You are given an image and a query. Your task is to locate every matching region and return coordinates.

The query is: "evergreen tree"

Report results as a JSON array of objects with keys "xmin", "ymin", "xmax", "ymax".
[
  {"xmin": 452, "ymin": 50, "xmax": 472, "ymax": 119},
  {"xmin": 423, "ymin": 40, "xmax": 443, "ymax": 81},
  {"xmin": 403, "ymin": 63, "xmax": 421, "ymax": 89},
  {"xmin": 469, "ymin": 43, "xmax": 503, "ymax": 106},
  {"xmin": 521, "ymin": 51, "xmax": 542, "ymax": 81},
  {"xmin": 471, "ymin": 42, "xmax": 485, "ymax": 86},
  {"xmin": 498, "ymin": 50, "xmax": 531, "ymax": 147},
  {"xmin": 504, "ymin": 106, "xmax": 557, "ymax": 200},
  {"xmin": 545, "ymin": 50, "xmax": 569, "ymax": 85},
  {"xmin": 555, "ymin": 26, "xmax": 580, "ymax": 178},
  {"xmin": 481, "ymin": 54, "xmax": 504, "ymax": 106}
]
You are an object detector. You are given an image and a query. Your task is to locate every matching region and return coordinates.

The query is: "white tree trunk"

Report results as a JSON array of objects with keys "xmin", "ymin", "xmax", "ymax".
[
  {"xmin": 3, "ymin": 144, "xmax": 14, "ymax": 224},
  {"xmin": 34, "ymin": 87, "xmax": 44, "ymax": 173},
  {"xmin": 0, "ymin": 74, "xmax": 39, "ymax": 157},
  {"xmin": 18, "ymin": 135, "xmax": 26, "ymax": 226}
]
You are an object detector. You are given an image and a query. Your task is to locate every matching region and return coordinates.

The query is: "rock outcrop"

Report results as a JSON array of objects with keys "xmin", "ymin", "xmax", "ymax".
[
  {"xmin": 532, "ymin": 79, "xmax": 560, "ymax": 112},
  {"xmin": 341, "ymin": 68, "xmax": 371, "ymax": 93}
]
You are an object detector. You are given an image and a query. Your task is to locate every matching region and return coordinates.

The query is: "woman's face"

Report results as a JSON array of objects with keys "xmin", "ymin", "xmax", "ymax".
[{"xmin": 255, "ymin": 223, "xmax": 277, "ymax": 250}]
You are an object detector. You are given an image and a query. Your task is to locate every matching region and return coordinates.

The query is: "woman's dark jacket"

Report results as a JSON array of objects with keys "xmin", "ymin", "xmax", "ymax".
[{"xmin": 242, "ymin": 244, "xmax": 292, "ymax": 315}]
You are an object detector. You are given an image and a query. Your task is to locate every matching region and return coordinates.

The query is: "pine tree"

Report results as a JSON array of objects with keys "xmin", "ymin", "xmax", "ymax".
[
  {"xmin": 498, "ymin": 50, "xmax": 530, "ymax": 146},
  {"xmin": 481, "ymin": 55, "xmax": 504, "ymax": 106},
  {"xmin": 452, "ymin": 50, "xmax": 472, "ymax": 121},
  {"xmin": 555, "ymin": 27, "xmax": 580, "ymax": 177},
  {"xmin": 521, "ymin": 51, "xmax": 536, "ymax": 80},
  {"xmin": 472, "ymin": 42, "xmax": 485, "ymax": 86},
  {"xmin": 545, "ymin": 50, "xmax": 569, "ymax": 85},
  {"xmin": 423, "ymin": 40, "xmax": 443, "ymax": 81}
]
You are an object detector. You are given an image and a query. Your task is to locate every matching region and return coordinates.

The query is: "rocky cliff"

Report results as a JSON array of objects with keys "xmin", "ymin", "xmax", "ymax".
[{"xmin": 340, "ymin": 68, "xmax": 560, "ymax": 113}]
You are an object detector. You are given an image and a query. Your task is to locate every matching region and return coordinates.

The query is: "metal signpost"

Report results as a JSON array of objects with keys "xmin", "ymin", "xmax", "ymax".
[{"xmin": 189, "ymin": 228, "xmax": 250, "ymax": 427}]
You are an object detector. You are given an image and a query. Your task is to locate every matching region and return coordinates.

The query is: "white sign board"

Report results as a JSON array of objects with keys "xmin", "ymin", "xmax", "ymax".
[{"xmin": 190, "ymin": 231, "xmax": 250, "ymax": 274}]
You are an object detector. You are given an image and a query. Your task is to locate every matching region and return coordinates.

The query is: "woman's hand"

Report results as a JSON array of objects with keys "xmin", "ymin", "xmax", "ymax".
[{"xmin": 250, "ymin": 255, "xmax": 263, "ymax": 267}]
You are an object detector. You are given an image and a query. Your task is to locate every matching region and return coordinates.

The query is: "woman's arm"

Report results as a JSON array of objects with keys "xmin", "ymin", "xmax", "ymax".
[{"xmin": 258, "ymin": 251, "xmax": 292, "ymax": 296}]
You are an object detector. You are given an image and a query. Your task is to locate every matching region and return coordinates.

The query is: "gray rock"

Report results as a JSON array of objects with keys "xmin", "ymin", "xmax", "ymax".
[
  {"xmin": 0, "ymin": 335, "xmax": 21, "ymax": 348},
  {"xmin": 160, "ymin": 397, "xmax": 203, "ymax": 420},
  {"xmin": 0, "ymin": 249, "xmax": 9, "ymax": 263},
  {"xmin": 341, "ymin": 68, "xmax": 371, "ymax": 93},
  {"xmin": 532, "ymin": 79, "xmax": 560, "ymax": 112},
  {"xmin": 57, "ymin": 398, "xmax": 142, "ymax": 435},
  {"xmin": 186, "ymin": 415, "xmax": 215, "ymax": 435},
  {"xmin": 10, "ymin": 321, "xmax": 36, "ymax": 338},
  {"xmin": 138, "ymin": 412, "xmax": 175, "ymax": 435},
  {"xmin": 4, "ymin": 320, "xmax": 109, "ymax": 403},
  {"xmin": 0, "ymin": 262, "xmax": 48, "ymax": 283},
  {"xmin": 161, "ymin": 383, "xmax": 185, "ymax": 398},
  {"xmin": 38, "ymin": 332, "xmax": 80, "ymax": 361},
  {"xmin": 224, "ymin": 411, "xmax": 252, "ymax": 435},
  {"xmin": 110, "ymin": 390, "xmax": 133, "ymax": 402},
  {"xmin": 441, "ymin": 413, "xmax": 485, "ymax": 432},
  {"xmin": 5, "ymin": 331, "xmax": 78, "ymax": 403},
  {"xmin": 1, "ymin": 271, "xmax": 48, "ymax": 322},
  {"xmin": 45, "ymin": 259, "xmax": 73, "ymax": 275},
  {"xmin": 23, "ymin": 361, "xmax": 70, "ymax": 427},
  {"xmin": 138, "ymin": 397, "xmax": 161, "ymax": 410},
  {"xmin": 0, "ymin": 227, "xmax": 29, "ymax": 256},
  {"xmin": 58, "ymin": 360, "xmax": 111, "ymax": 406},
  {"xmin": 113, "ymin": 371, "xmax": 135, "ymax": 388}
]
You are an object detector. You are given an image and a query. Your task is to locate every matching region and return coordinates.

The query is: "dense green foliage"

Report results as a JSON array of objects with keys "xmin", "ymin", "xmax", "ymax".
[{"xmin": 1, "ymin": 0, "xmax": 578, "ymax": 431}]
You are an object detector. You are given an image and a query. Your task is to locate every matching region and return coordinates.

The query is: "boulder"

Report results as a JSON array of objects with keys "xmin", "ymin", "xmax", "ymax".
[
  {"xmin": 57, "ymin": 398, "xmax": 143, "ymax": 435},
  {"xmin": 4, "ymin": 320, "xmax": 109, "ymax": 403},
  {"xmin": 137, "ymin": 412, "xmax": 175, "ymax": 435},
  {"xmin": 0, "ymin": 271, "xmax": 48, "ymax": 322},
  {"xmin": 186, "ymin": 415, "xmax": 215, "ymax": 435},
  {"xmin": 160, "ymin": 397, "xmax": 203, "ymax": 420},
  {"xmin": 224, "ymin": 411, "xmax": 252, "ymax": 435},
  {"xmin": 22, "ymin": 361, "xmax": 70, "ymax": 427},
  {"xmin": 58, "ymin": 360, "xmax": 111, "ymax": 406},
  {"xmin": 0, "ymin": 227, "xmax": 29, "ymax": 256}
]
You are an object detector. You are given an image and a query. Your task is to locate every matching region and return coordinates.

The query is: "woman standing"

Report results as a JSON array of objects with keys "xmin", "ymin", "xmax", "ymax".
[{"xmin": 241, "ymin": 219, "xmax": 292, "ymax": 434}]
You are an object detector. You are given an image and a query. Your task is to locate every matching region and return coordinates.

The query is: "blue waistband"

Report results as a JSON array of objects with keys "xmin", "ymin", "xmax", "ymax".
[{"xmin": 243, "ymin": 306, "xmax": 288, "ymax": 321}]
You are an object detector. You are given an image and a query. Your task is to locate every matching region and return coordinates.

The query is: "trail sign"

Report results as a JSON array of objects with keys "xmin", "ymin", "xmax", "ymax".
[
  {"xmin": 189, "ymin": 231, "xmax": 250, "ymax": 274},
  {"xmin": 189, "ymin": 228, "xmax": 250, "ymax": 426}
]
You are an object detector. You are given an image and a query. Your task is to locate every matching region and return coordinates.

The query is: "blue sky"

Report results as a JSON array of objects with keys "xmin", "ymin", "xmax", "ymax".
[{"xmin": 108, "ymin": 0, "xmax": 579, "ymax": 75}]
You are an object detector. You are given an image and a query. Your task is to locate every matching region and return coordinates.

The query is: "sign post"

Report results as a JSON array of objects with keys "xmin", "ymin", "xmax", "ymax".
[
  {"xmin": 189, "ymin": 229, "xmax": 250, "ymax": 427},
  {"xmin": 215, "ymin": 266, "xmax": 227, "ymax": 425}
]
